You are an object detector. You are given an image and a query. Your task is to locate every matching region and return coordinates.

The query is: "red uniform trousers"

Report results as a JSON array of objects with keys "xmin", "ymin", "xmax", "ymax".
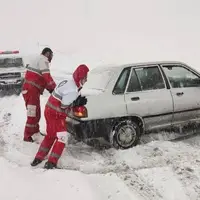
[
  {"xmin": 22, "ymin": 87, "xmax": 41, "ymax": 140},
  {"xmin": 35, "ymin": 105, "xmax": 67, "ymax": 164}
]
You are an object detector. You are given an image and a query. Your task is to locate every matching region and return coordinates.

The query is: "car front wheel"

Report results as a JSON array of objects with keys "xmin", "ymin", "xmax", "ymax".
[
  {"xmin": 111, "ymin": 120, "xmax": 141, "ymax": 149},
  {"xmin": 14, "ymin": 88, "xmax": 22, "ymax": 95}
]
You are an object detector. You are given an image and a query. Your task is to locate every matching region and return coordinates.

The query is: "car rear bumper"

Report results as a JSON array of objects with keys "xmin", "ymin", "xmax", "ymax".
[
  {"xmin": 66, "ymin": 116, "xmax": 113, "ymax": 142},
  {"xmin": 66, "ymin": 117, "xmax": 87, "ymax": 139}
]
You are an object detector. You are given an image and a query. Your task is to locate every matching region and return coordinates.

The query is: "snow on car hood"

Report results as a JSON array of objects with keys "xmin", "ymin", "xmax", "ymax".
[{"xmin": 0, "ymin": 67, "xmax": 26, "ymax": 73}]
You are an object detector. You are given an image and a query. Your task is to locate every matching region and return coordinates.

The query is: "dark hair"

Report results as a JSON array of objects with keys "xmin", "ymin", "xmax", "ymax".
[{"xmin": 41, "ymin": 47, "xmax": 53, "ymax": 55}]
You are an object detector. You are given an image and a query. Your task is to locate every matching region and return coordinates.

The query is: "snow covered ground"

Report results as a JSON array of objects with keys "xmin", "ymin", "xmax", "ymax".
[
  {"xmin": 1, "ymin": 84, "xmax": 200, "ymax": 200},
  {"xmin": 1, "ymin": 0, "xmax": 200, "ymax": 199}
]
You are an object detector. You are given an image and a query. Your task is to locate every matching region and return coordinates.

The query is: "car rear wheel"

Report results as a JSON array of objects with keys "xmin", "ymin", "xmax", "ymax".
[{"xmin": 111, "ymin": 120, "xmax": 141, "ymax": 149}]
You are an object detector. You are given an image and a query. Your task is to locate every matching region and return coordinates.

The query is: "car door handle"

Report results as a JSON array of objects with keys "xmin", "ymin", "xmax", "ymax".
[
  {"xmin": 176, "ymin": 92, "xmax": 184, "ymax": 96},
  {"xmin": 131, "ymin": 97, "xmax": 140, "ymax": 101}
]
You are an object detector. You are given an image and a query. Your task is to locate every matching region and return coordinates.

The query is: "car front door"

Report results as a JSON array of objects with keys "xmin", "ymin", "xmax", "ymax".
[
  {"xmin": 161, "ymin": 64, "xmax": 200, "ymax": 126},
  {"xmin": 124, "ymin": 65, "xmax": 174, "ymax": 131}
]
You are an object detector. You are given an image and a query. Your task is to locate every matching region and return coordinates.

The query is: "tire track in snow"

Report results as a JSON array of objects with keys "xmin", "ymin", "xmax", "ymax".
[
  {"xmin": 60, "ymin": 158, "xmax": 163, "ymax": 200},
  {"xmin": 113, "ymin": 142, "xmax": 200, "ymax": 200},
  {"xmin": 60, "ymin": 142, "xmax": 200, "ymax": 199},
  {"xmin": 0, "ymin": 96, "xmax": 14, "ymax": 157},
  {"xmin": 118, "ymin": 172, "xmax": 163, "ymax": 200},
  {"xmin": 172, "ymin": 165, "xmax": 200, "ymax": 200}
]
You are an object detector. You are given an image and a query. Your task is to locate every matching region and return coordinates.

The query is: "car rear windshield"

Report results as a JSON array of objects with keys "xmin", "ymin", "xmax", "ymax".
[
  {"xmin": 0, "ymin": 57, "xmax": 23, "ymax": 68},
  {"xmin": 83, "ymin": 70, "xmax": 113, "ymax": 90}
]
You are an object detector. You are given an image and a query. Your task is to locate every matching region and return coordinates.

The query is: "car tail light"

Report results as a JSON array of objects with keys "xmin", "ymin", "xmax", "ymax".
[
  {"xmin": 0, "ymin": 50, "xmax": 19, "ymax": 55},
  {"xmin": 72, "ymin": 106, "xmax": 88, "ymax": 118}
]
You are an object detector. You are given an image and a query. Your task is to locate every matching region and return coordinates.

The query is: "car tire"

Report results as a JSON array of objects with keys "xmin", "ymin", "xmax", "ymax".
[
  {"xmin": 14, "ymin": 88, "xmax": 21, "ymax": 95},
  {"xmin": 111, "ymin": 120, "xmax": 141, "ymax": 149}
]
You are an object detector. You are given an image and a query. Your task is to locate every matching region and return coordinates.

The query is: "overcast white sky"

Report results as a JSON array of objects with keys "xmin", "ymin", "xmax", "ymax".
[{"xmin": 1, "ymin": 0, "xmax": 200, "ymax": 72}]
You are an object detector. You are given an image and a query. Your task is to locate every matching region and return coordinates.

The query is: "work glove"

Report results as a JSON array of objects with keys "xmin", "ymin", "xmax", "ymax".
[
  {"xmin": 72, "ymin": 95, "xmax": 87, "ymax": 106},
  {"xmin": 48, "ymin": 89, "xmax": 54, "ymax": 94}
]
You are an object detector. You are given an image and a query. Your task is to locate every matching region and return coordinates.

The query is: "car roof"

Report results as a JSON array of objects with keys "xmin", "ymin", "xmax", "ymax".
[{"xmin": 91, "ymin": 61, "xmax": 188, "ymax": 73}]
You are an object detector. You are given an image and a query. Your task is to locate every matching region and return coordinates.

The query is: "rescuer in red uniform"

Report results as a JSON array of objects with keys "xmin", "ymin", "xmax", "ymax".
[
  {"xmin": 22, "ymin": 48, "xmax": 56, "ymax": 142},
  {"xmin": 31, "ymin": 64, "xmax": 89, "ymax": 169}
]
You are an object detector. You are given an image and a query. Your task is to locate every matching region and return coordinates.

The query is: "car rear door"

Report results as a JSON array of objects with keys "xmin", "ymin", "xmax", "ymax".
[
  {"xmin": 124, "ymin": 65, "xmax": 174, "ymax": 131},
  {"xmin": 161, "ymin": 64, "xmax": 200, "ymax": 126}
]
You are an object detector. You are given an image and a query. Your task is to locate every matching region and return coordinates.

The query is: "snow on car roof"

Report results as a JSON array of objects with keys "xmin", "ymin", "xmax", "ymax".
[
  {"xmin": 83, "ymin": 69, "xmax": 113, "ymax": 91},
  {"xmin": 91, "ymin": 61, "xmax": 188, "ymax": 73}
]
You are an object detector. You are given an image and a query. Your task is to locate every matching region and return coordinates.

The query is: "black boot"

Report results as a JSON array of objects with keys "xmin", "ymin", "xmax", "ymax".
[
  {"xmin": 24, "ymin": 136, "xmax": 34, "ymax": 143},
  {"xmin": 31, "ymin": 158, "xmax": 42, "ymax": 166},
  {"xmin": 44, "ymin": 161, "xmax": 57, "ymax": 169}
]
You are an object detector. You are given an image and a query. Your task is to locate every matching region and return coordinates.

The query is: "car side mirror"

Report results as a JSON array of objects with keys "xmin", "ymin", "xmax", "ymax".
[{"xmin": 25, "ymin": 64, "xmax": 29, "ymax": 68}]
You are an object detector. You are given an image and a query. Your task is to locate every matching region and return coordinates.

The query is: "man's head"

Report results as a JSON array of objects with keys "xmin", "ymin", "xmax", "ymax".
[
  {"xmin": 41, "ymin": 47, "xmax": 53, "ymax": 63},
  {"xmin": 73, "ymin": 64, "xmax": 89, "ymax": 88}
]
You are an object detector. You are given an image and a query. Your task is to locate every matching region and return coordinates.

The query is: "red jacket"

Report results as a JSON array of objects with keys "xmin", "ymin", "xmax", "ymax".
[{"xmin": 23, "ymin": 55, "xmax": 56, "ymax": 94}]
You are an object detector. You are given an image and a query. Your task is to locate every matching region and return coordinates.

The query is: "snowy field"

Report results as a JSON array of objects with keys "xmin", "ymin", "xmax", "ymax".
[
  {"xmin": 1, "ymin": 0, "xmax": 200, "ymax": 199},
  {"xmin": 1, "ymin": 79, "xmax": 200, "ymax": 200}
]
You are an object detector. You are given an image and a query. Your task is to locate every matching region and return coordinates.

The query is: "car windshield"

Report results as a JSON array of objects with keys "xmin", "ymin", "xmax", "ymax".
[
  {"xmin": 83, "ymin": 69, "xmax": 113, "ymax": 90},
  {"xmin": 0, "ymin": 57, "xmax": 23, "ymax": 68}
]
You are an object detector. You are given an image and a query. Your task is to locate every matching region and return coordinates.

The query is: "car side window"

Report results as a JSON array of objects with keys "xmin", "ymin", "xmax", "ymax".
[
  {"xmin": 126, "ymin": 69, "xmax": 141, "ymax": 92},
  {"xmin": 113, "ymin": 67, "xmax": 131, "ymax": 94},
  {"xmin": 134, "ymin": 66, "xmax": 165, "ymax": 91},
  {"xmin": 163, "ymin": 65, "xmax": 200, "ymax": 88}
]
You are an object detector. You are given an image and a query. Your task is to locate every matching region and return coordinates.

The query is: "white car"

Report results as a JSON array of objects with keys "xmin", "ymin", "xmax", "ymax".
[
  {"xmin": 66, "ymin": 61, "xmax": 200, "ymax": 149},
  {"xmin": 0, "ymin": 50, "xmax": 26, "ymax": 95}
]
